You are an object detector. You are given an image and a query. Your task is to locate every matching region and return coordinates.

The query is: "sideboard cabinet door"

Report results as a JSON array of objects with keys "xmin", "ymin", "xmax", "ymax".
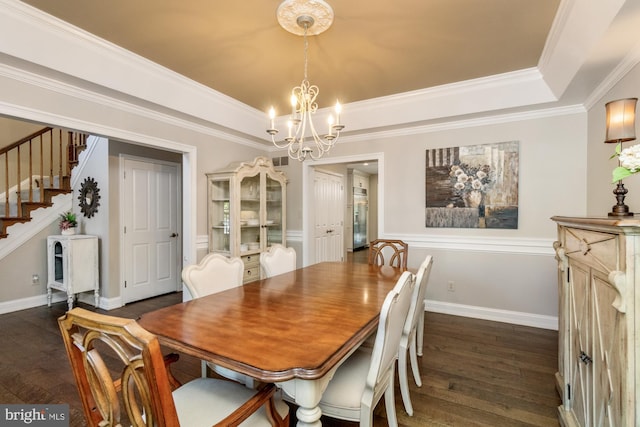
[{"xmin": 552, "ymin": 216, "xmax": 636, "ymax": 427}]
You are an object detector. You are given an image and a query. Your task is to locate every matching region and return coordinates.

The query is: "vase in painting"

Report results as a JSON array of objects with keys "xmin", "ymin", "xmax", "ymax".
[{"xmin": 464, "ymin": 190, "xmax": 483, "ymax": 208}]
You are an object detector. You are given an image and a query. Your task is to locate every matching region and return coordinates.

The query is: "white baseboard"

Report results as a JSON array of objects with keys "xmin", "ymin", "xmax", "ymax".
[
  {"xmin": 426, "ymin": 299, "xmax": 558, "ymax": 330},
  {"xmin": 76, "ymin": 292, "xmax": 122, "ymax": 310},
  {"xmin": 0, "ymin": 292, "xmax": 67, "ymax": 314},
  {"xmin": 0, "ymin": 290, "xmax": 123, "ymax": 314}
]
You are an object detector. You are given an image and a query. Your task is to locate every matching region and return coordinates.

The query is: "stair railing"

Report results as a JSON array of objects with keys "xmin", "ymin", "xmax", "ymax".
[{"xmin": 0, "ymin": 127, "xmax": 87, "ymax": 218}]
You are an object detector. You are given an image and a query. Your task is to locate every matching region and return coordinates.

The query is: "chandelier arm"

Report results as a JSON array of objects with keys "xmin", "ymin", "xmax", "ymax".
[{"xmin": 270, "ymin": 133, "xmax": 293, "ymax": 149}]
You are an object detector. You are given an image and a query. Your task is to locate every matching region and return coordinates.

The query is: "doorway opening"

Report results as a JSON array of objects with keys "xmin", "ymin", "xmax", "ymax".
[{"xmin": 302, "ymin": 153, "xmax": 383, "ymax": 266}]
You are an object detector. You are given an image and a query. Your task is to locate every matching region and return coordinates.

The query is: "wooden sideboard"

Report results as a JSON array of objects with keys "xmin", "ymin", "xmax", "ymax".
[{"xmin": 552, "ymin": 216, "xmax": 640, "ymax": 426}]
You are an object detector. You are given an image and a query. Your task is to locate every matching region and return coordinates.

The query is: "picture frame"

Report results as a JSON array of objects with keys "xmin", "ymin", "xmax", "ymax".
[{"xmin": 425, "ymin": 141, "xmax": 519, "ymax": 229}]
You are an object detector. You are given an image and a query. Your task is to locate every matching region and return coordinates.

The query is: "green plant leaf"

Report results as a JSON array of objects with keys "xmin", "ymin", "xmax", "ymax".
[
  {"xmin": 612, "ymin": 166, "xmax": 633, "ymax": 183},
  {"xmin": 610, "ymin": 143, "xmax": 624, "ymax": 160}
]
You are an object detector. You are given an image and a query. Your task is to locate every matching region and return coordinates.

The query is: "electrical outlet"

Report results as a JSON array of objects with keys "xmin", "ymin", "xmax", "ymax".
[
  {"xmin": 447, "ymin": 281, "xmax": 455, "ymax": 292},
  {"xmin": 31, "ymin": 274, "xmax": 40, "ymax": 285}
]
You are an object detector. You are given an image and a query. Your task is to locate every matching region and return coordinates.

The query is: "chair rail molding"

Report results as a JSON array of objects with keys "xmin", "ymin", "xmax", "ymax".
[{"xmin": 388, "ymin": 234, "xmax": 555, "ymax": 256}]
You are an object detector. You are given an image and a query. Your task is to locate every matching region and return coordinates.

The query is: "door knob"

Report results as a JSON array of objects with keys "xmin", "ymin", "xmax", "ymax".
[{"xmin": 170, "ymin": 232, "xmax": 179, "ymax": 238}]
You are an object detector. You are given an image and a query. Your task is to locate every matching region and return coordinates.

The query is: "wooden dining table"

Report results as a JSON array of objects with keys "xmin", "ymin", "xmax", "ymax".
[{"xmin": 138, "ymin": 261, "xmax": 405, "ymax": 427}]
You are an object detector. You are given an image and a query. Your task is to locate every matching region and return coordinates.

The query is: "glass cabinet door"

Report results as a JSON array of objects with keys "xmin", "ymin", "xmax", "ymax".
[
  {"xmin": 208, "ymin": 178, "xmax": 231, "ymax": 253},
  {"xmin": 265, "ymin": 174, "xmax": 284, "ymax": 247},
  {"xmin": 239, "ymin": 172, "xmax": 261, "ymax": 254},
  {"xmin": 207, "ymin": 157, "xmax": 287, "ymax": 281}
]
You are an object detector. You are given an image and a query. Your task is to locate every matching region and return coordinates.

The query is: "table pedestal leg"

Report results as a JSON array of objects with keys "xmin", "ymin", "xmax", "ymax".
[
  {"xmin": 278, "ymin": 371, "xmax": 336, "ymax": 427},
  {"xmin": 296, "ymin": 405, "xmax": 322, "ymax": 427}
]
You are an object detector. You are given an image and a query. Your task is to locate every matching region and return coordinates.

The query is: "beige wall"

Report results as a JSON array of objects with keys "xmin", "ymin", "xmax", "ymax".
[
  {"xmin": 279, "ymin": 111, "xmax": 586, "ymax": 324},
  {"xmin": 0, "ymin": 117, "xmax": 42, "ymax": 148},
  {"xmin": 333, "ymin": 113, "xmax": 587, "ymax": 237},
  {"xmin": 0, "ymin": 221, "xmax": 59, "ymax": 304}
]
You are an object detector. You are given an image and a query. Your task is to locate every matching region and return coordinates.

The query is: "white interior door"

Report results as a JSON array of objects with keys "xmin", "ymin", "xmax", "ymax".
[
  {"xmin": 122, "ymin": 158, "xmax": 181, "ymax": 303},
  {"xmin": 313, "ymin": 170, "xmax": 344, "ymax": 263}
]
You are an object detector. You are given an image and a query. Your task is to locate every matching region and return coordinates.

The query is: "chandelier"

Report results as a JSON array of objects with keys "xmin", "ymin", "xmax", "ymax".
[{"xmin": 267, "ymin": 0, "xmax": 344, "ymax": 161}]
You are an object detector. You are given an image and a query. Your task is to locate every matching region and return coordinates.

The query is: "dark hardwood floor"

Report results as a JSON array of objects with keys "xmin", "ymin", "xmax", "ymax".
[{"xmin": 0, "ymin": 249, "xmax": 560, "ymax": 426}]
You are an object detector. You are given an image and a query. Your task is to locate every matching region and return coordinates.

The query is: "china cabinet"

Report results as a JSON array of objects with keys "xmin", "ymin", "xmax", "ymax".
[
  {"xmin": 207, "ymin": 157, "xmax": 287, "ymax": 283},
  {"xmin": 47, "ymin": 234, "xmax": 99, "ymax": 310},
  {"xmin": 552, "ymin": 216, "xmax": 640, "ymax": 427}
]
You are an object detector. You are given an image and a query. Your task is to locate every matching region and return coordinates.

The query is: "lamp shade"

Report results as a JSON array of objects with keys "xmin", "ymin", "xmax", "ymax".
[{"xmin": 605, "ymin": 98, "xmax": 638, "ymax": 143}]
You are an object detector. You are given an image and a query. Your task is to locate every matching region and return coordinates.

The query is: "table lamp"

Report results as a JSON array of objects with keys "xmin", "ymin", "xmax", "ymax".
[{"xmin": 605, "ymin": 97, "xmax": 637, "ymax": 217}]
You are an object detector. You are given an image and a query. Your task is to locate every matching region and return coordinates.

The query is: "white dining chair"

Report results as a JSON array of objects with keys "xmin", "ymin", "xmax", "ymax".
[
  {"xmin": 181, "ymin": 253, "xmax": 256, "ymax": 387},
  {"xmin": 260, "ymin": 244, "xmax": 296, "ymax": 278},
  {"xmin": 398, "ymin": 255, "xmax": 433, "ymax": 416},
  {"xmin": 181, "ymin": 253, "xmax": 244, "ymax": 300},
  {"xmin": 283, "ymin": 270, "xmax": 414, "ymax": 427}
]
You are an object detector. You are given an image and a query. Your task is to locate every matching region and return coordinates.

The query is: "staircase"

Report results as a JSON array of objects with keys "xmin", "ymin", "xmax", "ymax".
[{"xmin": 0, "ymin": 127, "xmax": 87, "ymax": 239}]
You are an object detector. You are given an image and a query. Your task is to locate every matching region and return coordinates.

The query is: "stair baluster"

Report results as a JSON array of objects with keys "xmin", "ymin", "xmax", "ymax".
[{"xmin": 0, "ymin": 127, "xmax": 87, "ymax": 239}]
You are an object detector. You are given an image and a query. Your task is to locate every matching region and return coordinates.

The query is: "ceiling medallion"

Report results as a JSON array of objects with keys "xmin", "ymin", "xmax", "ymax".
[
  {"xmin": 276, "ymin": 0, "xmax": 334, "ymax": 36},
  {"xmin": 267, "ymin": 0, "xmax": 344, "ymax": 161}
]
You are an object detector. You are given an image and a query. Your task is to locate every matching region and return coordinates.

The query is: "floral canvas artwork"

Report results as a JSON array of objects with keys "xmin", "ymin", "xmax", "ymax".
[{"xmin": 425, "ymin": 141, "xmax": 519, "ymax": 228}]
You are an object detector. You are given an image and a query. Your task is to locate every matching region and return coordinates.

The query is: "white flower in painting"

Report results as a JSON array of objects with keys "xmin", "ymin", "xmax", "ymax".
[{"xmin": 449, "ymin": 163, "xmax": 493, "ymax": 199}]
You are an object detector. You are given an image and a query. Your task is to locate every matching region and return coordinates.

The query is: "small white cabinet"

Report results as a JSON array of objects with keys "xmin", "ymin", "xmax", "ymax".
[
  {"xmin": 552, "ymin": 216, "xmax": 640, "ymax": 427},
  {"xmin": 207, "ymin": 157, "xmax": 287, "ymax": 283},
  {"xmin": 47, "ymin": 234, "xmax": 99, "ymax": 310}
]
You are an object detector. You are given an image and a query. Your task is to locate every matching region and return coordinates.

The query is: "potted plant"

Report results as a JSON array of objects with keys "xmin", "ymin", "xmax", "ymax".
[{"xmin": 59, "ymin": 211, "xmax": 78, "ymax": 235}]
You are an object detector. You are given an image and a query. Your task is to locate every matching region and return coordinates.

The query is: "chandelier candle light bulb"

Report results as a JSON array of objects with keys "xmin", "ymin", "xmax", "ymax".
[{"xmin": 269, "ymin": 107, "xmax": 276, "ymax": 130}]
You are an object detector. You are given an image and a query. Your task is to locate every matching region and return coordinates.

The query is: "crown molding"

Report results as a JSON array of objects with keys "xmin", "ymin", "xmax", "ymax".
[
  {"xmin": 0, "ymin": 0, "xmax": 564, "ymax": 142},
  {"xmin": 338, "ymin": 104, "xmax": 585, "ymax": 144},
  {"xmin": 584, "ymin": 40, "xmax": 640, "ymax": 110},
  {"xmin": 537, "ymin": 0, "xmax": 628, "ymax": 98},
  {"xmin": 0, "ymin": 60, "xmax": 265, "ymax": 150},
  {"xmin": 0, "ymin": 0, "xmax": 269, "ymax": 138},
  {"xmin": 0, "ymin": 0, "xmax": 634, "ymax": 144}
]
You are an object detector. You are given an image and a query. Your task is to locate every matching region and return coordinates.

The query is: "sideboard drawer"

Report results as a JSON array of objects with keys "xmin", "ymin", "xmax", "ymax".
[{"xmin": 562, "ymin": 227, "xmax": 621, "ymax": 273}]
